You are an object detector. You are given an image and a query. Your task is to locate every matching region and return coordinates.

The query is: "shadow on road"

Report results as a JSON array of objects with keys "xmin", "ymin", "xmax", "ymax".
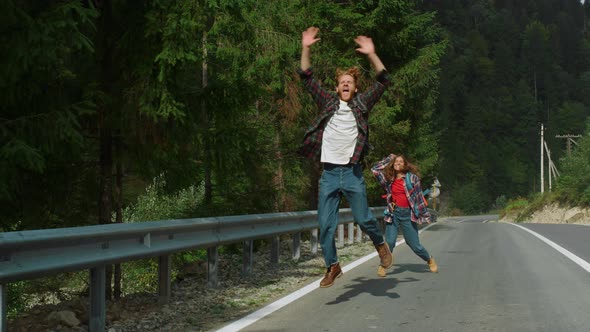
[
  {"xmin": 424, "ymin": 223, "xmax": 454, "ymax": 231},
  {"xmin": 390, "ymin": 263, "xmax": 432, "ymax": 274},
  {"xmin": 325, "ymin": 275, "xmax": 419, "ymax": 305}
]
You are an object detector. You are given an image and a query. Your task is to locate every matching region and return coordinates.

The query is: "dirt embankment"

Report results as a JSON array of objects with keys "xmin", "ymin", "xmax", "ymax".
[{"xmin": 501, "ymin": 204, "xmax": 590, "ymax": 224}]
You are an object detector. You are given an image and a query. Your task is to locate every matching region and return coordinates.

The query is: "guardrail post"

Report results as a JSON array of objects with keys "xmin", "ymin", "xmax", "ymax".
[
  {"xmin": 89, "ymin": 266, "xmax": 106, "ymax": 332},
  {"xmin": 347, "ymin": 223, "xmax": 354, "ymax": 244},
  {"xmin": 292, "ymin": 233, "xmax": 301, "ymax": 261},
  {"xmin": 158, "ymin": 255, "xmax": 171, "ymax": 304},
  {"xmin": 242, "ymin": 240, "xmax": 253, "ymax": 277},
  {"xmin": 1, "ymin": 283, "xmax": 6, "ymax": 332},
  {"xmin": 337, "ymin": 224, "xmax": 344, "ymax": 247},
  {"xmin": 311, "ymin": 229, "xmax": 318, "ymax": 254},
  {"xmin": 207, "ymin": 247, "xmax": 218, "ymax": 288},
  {"xmin": 356, "ymin": 224, "xmax": 363, "ymax": 242},
  {"xmin": 271, "ymin": 236, "xmax": 280, "ymax": 267}
]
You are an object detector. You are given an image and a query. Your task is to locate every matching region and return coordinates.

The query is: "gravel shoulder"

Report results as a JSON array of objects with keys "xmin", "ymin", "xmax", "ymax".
[{"xmin": 8, "ymin": 238, "xmax": 379, "ymax": 332}]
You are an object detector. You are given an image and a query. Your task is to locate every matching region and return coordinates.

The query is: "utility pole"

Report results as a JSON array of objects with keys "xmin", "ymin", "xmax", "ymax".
[
  {"xmin": 543, "ymin": 140, "xmax": 559, "ymax": 192},
  {"xmin": 555, "ymin": 134, "xmax": 582, "ymax": 157},
  {"xmin": 540, "ymin": 123, "xmax": 544, "ymax": 193}
]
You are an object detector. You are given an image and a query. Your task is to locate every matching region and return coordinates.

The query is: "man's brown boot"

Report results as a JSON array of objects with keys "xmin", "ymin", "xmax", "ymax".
[
  {"xmin": 375, "ymin": 243, "xmax": 393, "ymax": 268},
  {"xmin": 320, "ymin": 263, "xmax": 343, "ymax": 288},
  {"xmin": 377, "ymin": 252, "xmax": 394, "ymax": 277}
]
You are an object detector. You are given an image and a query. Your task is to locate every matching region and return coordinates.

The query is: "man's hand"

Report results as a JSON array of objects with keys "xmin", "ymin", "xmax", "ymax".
[
  {"xmin": 354, "ymin": 35, "xmax": 375, "ymax": 55},
  {"xmin": 301, "ymin": 27, "xmax": 320, "ymax": 70},
  {"xmin": 355, "ymin": 35, "xmax": 385, "ymax": 73},
  {"xmin": 302, "ymin": 27, "xmax": 321, "ymax": 48}
]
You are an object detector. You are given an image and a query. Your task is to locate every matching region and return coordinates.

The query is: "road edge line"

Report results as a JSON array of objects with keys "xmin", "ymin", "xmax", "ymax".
[
  {"xmin": 215, "ymin": 222, "xmax": 436, "ymax": 332},
  {"xmin": 508, "ymin": 223, "xmax": 590, "ymax": 273}
]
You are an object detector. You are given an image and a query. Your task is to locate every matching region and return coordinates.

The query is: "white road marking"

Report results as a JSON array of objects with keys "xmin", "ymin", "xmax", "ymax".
[
  {"xmin": 215, "ymin": 223, "xmax": 436, "ymax": 332},
  {"xmin": 509, "ymin": 223, "xmax": 590, "ymax": 274}
]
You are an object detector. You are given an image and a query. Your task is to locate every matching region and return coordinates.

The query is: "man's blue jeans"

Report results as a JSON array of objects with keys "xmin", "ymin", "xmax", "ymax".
[
  {"xmin": 318, "ymin": 163, "xmax": 385, "ymax": 267},
  {"xmin": 385, "ymin": 207, "xmax": 430, "ymax": 261}
]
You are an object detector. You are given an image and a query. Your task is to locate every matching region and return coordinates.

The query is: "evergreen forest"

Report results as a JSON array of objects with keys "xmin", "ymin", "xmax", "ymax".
[{"xmin": 2, "ymin": 0, "xmax": 590, "ymax": 233}]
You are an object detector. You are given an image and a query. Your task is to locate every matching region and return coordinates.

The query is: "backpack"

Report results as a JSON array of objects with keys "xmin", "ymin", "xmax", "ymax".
[{"xmin": 404, "ymin": 173, "xmax": 429, "ymax": 217}]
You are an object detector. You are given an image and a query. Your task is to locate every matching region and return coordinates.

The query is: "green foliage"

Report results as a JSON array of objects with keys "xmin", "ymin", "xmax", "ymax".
[
  {"xmin": 523, "ymin": 20, "xmax": 551, "ymax": 72},
  {"xmin": 178, "ymin": 249, "xmax": 207, "ymax": 263},
  {"xmin": 0, "ymin": 1, "xmax": 97, "ymax": 200},
  {"xmin": 5, "ymin": 271, "xmax": 86, "ymax": 318},
  {"xmin": 428, "ymin": 0, "xmax": 590, "ymax": 212},
  {"xmin": 493, "ymin": 195, "xmax": 508, "ymax": 211},
  {"xmin": 355, "ymin": 1, "xmax": 447, "ymax": 178},
  {"xmin": 1, "ymin": 0, "xmax": 450, "ymax": 232},
  {"xmin": 0, "ymin": 1, "xmax": 99, "ymax": 230},
  {"xmin": 121, "ymin": 173, "xmax": 205, "ymax": 222},
  {"xmin": 504, "ymin": 197, "xmax": 529, "ymax": 212},
  {"xmin": 553, "ymin": 102, "xmax": 588, "ymax": 137},
  {"xmin": 500, "ymin": 196, "xmax": 529, "ymax": 219},
  {"xmin": 513, "ymin": 192, "xmax": 558, "ymax": 222},
  {"xmin": 555, "ymin": 120, "xmax": 590, "ymax": 206},
  {"xmin": 500, "ymin": 121, "xmax": 590, "ymax": 219},
  {"xmin": 6, "ymin": 281, "xmax": 29, "ymax": 318},
  {"xmin": 120, "ymin": 259, "xmax": 160, "ymax": 294},
  {"xmin": 449, "ymin": 181, "xmax": 490, "ymax": 214},
  {"xmin": 141, "ymin": 1, "xmax": 204, "ymax": 119},
  {"xmin": 499, "ymin": 195, "xmax": 551, "ymax": 221}
]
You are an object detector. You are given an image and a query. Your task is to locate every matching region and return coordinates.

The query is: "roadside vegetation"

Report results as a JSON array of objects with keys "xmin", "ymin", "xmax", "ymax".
[{"xmin": 501, "ymin": 123, "xmax": 590, "ymax": 222}]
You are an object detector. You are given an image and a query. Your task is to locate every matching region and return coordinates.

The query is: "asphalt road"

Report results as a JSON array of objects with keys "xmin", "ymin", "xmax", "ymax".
[{"xmin": 230, "ymin": 216, "xmax": 590, "ymax": 332}]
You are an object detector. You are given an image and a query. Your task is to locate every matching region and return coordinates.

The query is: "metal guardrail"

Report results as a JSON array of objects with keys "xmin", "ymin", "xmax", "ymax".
[{"xmin": 0, "ymin": 207, "xmax": 386, "ymax": 332}]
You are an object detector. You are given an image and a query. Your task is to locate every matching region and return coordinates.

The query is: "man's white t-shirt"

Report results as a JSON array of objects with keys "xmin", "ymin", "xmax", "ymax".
[{"xmin": 321, "ymin": 100, "xmax": 358, "ymax": 164}]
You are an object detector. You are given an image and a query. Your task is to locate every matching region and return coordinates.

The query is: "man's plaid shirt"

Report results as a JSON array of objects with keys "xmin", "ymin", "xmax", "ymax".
[{"xmin": 297, "ymin": 67, "xmax": 391, "ymax": 164}]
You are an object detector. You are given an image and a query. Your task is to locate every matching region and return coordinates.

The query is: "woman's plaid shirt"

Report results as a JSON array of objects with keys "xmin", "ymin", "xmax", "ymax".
[{"xmin": 297, "ymin": 67, "xmax": 390, "ymax": 164}]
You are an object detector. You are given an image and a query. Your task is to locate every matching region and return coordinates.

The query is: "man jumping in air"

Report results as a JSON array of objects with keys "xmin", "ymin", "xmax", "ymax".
[{"xmin": 298, "ymin": 26, "xmax": 393, "ymax": 288}]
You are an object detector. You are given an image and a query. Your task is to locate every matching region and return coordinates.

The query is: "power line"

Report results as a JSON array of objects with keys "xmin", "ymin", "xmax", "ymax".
[{"xmin": 555, "ymin": 134, "xmax": 582, "ymax": 157}]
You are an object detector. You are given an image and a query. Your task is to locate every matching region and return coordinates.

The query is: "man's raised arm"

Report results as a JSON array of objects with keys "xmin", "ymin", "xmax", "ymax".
[
  {"xmin": 301, "ymin": 27, "xmax": 320, "ymax": 70},
  {"xmin": 354, "ymin": 35, "xmax": 386, "ymax": 73}
]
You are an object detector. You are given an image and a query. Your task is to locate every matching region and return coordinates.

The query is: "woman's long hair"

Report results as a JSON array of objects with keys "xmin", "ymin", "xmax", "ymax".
[{"xmin": 384, "ymin": 155, "xmax": 419, "ymax": 181}]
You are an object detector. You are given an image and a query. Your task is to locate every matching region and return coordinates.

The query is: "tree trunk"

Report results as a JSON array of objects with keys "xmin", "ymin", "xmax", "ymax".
[
  {"xmin": 113, "ymin": 135, "xmax": 123, "ymax": 300},
  {"xmin": 533, "ymin": 70, "xmax": 537, "ymax": 103},
  {"xmin": 273, "ymin": 131, "xmax": 286, "ymax": 212},
  {"xmin": 202, "ymin": 30, "xmax": 213, "ymax": 205},
  {"xmin": 99, "ymin": 110, "xmax": 113, "ymax": 301},
  {"xmin": 97, "ymin": 0, "xmax": 114, "ymax": 300}
]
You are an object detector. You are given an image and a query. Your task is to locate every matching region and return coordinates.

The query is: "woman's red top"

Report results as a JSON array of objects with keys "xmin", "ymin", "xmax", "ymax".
[{"xmin": 391, "ymin": 177, "xmax": 410, "ymax": 208}]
